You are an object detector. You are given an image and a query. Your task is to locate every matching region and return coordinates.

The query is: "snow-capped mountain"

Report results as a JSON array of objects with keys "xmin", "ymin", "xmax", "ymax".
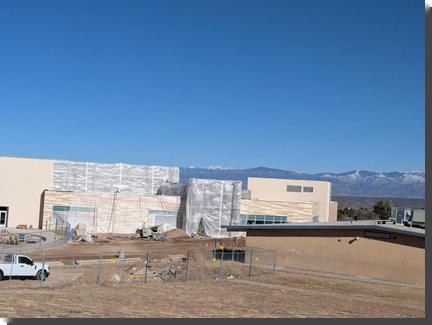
[{"xmin": 179, "ymin": 167, "xmax": 425, "ymax": 198}]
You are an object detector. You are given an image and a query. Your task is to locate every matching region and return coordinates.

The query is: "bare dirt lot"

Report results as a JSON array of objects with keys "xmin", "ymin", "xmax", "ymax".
[
  {"xmin": 0, "ymin": 236, "xmax": 425, "ymax": 318},
  {"xmin": 0, "ymin": 273, "xmax": 424, "ymax": 318}
]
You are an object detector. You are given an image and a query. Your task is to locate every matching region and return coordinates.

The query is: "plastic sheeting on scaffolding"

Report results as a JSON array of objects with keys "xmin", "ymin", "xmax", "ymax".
[
  {"xmin": 50, "ymin": 192, "xmax": 181, "ymax": 234},
  {"xmin": 184, "ymin": 178, "xmax": 242, "ymax": 238},
  {"xmin": 157, "ymin": 182, "xmax": 187, "ymax": 196},
  {"xmin": 52, "ymin": 160, "xmax": 180, "ymax": 195}
]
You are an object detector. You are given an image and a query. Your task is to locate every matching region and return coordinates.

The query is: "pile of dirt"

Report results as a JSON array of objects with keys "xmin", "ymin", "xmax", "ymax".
[{"xmin": 164, "ymin": 229, "xmax": 190, "ymax": 241}]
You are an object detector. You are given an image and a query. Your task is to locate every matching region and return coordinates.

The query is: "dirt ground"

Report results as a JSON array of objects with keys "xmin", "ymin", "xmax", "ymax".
[
  {"xmin": 26, "ymin": 234, "xmax": 199, "ymax": 259},
  {"xmin": 0, "ymin": 272, "xmax": 424, "ymax": 318},
  {"xmin": 0, "ymin": 236, "xmax": 425, "ymax": 318}
]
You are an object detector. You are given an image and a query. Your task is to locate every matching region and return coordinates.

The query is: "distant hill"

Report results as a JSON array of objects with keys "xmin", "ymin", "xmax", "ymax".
[
  {"xmin": 180, "ymin": 167, "xmax": 425, "ymax": 199},
  {"xmin": 332, "ymin": 196, "xmax": 425, "ymax": 210}
]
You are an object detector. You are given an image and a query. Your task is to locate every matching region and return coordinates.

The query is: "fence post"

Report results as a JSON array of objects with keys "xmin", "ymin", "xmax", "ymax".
[
  {"xmin": 40, "ymin": 240, "xmax": 45, "ymax": 288},
  {"xmin": 184, "ymin": 250, "xmax": 189, "ymax": 281},
  {"xmin": 273, "ymin": 248, "xmax": 277, "ymax": 274},
  {"xmin": 219, "ymin": 250, "xmax": 224, "ymax": 278},
  {"xmin": 248, "ymin": 249, "xmax": 253, "ymax": 278},
  {"xmin": 232, "ymin": 247, "xmax": 235, "ymax": 262},
  {"xmin": 9, "ymin": 253, "xmax": 14, "ymax": 284},
  {"xmin": 53, "ymin": 220, "xmax": 58, "ymax": 248},
  {"xmin": 96, "ymin": 253, "xmax": 102, "ymax": 285},
  {"xmin": 144, "ymin": 252, "xmax": 149, "ymax": 284}
]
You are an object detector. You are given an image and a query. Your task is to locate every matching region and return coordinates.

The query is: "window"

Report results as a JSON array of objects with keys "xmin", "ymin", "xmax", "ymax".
[
  {"xmin": 287, "ymin": 185, "xmax": 302, "ymax": 192},
  {"xmin": 264, "ymin": 216, "xmax": 275, "ymax": 224},
  {"xmin": 240, "ymin": 215, "xmax": 288, "ymax": 225},
  {"xmin": 2, "ymin": 254, "xmax": 13, "ymax": 263},
  {"xmin": 303, "ymin": 186, "xmax": 314, "ymax": 193},
  {"xmin": 18, "ymin": 256, "xmax": 33, "ymax": 265},
  {"xmin": 148, "ymin": 210, "xmax": 178, "ymax": 230}
]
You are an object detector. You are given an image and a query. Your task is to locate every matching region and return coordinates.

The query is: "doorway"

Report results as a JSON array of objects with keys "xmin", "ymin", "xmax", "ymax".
[{"xmin": 0, "ymin": 207, "xmax": 9, "ymax": 228}]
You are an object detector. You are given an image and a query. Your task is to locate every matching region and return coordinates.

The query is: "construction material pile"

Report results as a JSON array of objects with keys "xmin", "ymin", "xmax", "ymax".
[
  {"xmin": 184, "ymin": 179, "xmax": 242, "ymax": 238},
  {"xmin": 163, "ymin": 229, "xmax": 189, "ymax": 241},
  {"xmin": 0, "ymin": 229, "xmax": 18, "ymax": 245},
  {"xmin": 71, "ymin": 224, "xmax": 92, "ymax": 242},
  {"xmin": 126, "ymin": 254, "xmax": 187, "ymax": 282}
]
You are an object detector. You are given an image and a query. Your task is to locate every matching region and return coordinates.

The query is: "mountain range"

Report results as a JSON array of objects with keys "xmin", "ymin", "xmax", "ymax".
[{"xmin": 179, "ymin": 167, "xmax": 425, "ymax": 198}]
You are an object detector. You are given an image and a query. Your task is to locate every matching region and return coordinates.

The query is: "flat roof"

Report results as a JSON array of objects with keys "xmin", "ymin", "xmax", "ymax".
[
  {"xmin": 248, "ymin": 176, "xmax": 330, "ymax": 184},
  {"xmin": 224, "ymin": 221, "xmax": 425, "ymax": 238}
]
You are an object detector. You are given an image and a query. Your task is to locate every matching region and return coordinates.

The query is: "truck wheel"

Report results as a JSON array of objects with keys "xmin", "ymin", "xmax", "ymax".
[
  {"xmin": 35, "ymin": 270, "xmax": 48, "ymax": 281},
  {"xmin": 0, "ymin": 270, "xmax": 3, "ymax": 281}
]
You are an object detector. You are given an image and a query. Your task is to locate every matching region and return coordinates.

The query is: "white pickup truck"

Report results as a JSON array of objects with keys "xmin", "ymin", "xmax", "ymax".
[{"xmin": 0, "ymin": 253, "xmax": 50, "ymax": 281}]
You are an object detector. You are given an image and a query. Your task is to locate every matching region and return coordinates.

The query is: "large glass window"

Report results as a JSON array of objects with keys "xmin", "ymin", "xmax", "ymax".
[
  {"xmin": 240, "ymin": 215, "xmax": 288, "ymax": 225},
  {"xmin": 303, "ymin": 186, "xmax": 314, "ymax": 193}
]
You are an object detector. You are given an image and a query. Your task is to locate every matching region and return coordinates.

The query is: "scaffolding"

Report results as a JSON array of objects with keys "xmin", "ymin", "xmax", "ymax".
[
  {"xmin": 52, "ymin": 160, "xmax": 179, "ymax": 195},
  {"xmin": 184, "ymin": 179, "xmax": 242, "ymax": 238}
]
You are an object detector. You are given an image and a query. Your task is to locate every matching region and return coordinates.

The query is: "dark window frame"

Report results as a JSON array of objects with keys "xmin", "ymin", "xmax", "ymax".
[{"xmin": 286, "ymin": 185, "xmax": 302, "ymax": 192}]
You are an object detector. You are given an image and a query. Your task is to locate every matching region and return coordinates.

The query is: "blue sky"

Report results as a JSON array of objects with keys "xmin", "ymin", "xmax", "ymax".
[{"xmin": 0, "ymin": 0, "xmax": 424, "ymax": 173}]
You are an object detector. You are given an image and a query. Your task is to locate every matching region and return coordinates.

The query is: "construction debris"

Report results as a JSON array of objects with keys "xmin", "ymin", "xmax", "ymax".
[
  {"xmin": 0, "ymin": 230, "xmax": 18, "ymax": 245},
  {"xmin": 72, "ymin": 224, "xmax": 92, "ymax": 242},
  {"xmin": 126, "ymin": 262, "xmax": 184, "ymax": 282}
]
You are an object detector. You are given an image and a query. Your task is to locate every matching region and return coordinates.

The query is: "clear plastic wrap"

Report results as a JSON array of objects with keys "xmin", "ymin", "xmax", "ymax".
[
  {"xmin": 52, "ymin": 160, "xmax": 179, "ymax": 195},
  {"xmin": 184, "ymin": 179, "xmax": 242, "ymax": 238}
]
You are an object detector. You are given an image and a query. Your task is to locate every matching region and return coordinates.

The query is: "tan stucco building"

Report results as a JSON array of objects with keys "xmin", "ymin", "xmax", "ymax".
[
  {"xmin": 226, "ymin": 223, "xmax": 425, "ymax": 285},
  {"xmin": 247, "ymin": 177, "xmax": 337, "ymax": 222},
  {"xmin": 0, "ymin": 156, "xmax": 53, "ymax": 228}
]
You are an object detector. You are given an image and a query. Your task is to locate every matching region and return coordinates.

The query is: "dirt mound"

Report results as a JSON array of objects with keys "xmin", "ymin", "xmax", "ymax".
[{"xmin": 164, "ymin": 229, "xmax": 190, "ymax": 240}]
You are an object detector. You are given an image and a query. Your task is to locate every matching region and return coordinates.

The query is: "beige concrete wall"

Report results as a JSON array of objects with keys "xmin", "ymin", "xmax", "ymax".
[
  {"xmin": 42, "ymin": 191, "xmax": 181, "ymax": 234},
  {"xmin": 248, "ymin": 177, "xmax": 331, "ymax": 222},
  {"xmin": 247, "ymin": 235, "xmax": 425, "ymax": 285},
  {"xmin": 40, "ymin": 191, "xmax": 75, "ymax": 229},
  {"xmin": 329, "ymin": 201, "xmax": 338, "ymax": 222},
  {"xmin": 240, "ymin": 199, "xmax": 318, "ymax": 222},
  {"xmin": 0, "ymin": 156, "xmax": 53, "ymax": 228}
]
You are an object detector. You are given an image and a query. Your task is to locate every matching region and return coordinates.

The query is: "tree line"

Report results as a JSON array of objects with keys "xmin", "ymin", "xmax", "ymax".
[{"xmin": 337, "ymin": 200, "xmax": 392, "ymax": 221}]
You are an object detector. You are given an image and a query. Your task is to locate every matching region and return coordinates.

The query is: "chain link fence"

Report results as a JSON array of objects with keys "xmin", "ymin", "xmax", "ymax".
[{"xmin": 0, "ymin": 245, "xmax": 276, "ymax": 289}]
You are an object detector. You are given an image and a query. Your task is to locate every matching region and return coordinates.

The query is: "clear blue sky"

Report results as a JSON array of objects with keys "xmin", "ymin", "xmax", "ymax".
[{"xmin": 0, "ymin": 0, "xmax": 424, "ymax": 173}]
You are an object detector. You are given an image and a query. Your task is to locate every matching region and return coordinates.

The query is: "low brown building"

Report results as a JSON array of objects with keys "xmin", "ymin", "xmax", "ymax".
[{"xmin": 225, "ymin": 222, "xmax": 425, "ymax": 286}]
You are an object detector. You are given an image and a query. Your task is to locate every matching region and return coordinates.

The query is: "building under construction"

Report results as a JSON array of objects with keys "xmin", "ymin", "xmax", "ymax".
[{"xmin": 0, "ymin": 156, "xmax": 337, "ymax": 238}]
